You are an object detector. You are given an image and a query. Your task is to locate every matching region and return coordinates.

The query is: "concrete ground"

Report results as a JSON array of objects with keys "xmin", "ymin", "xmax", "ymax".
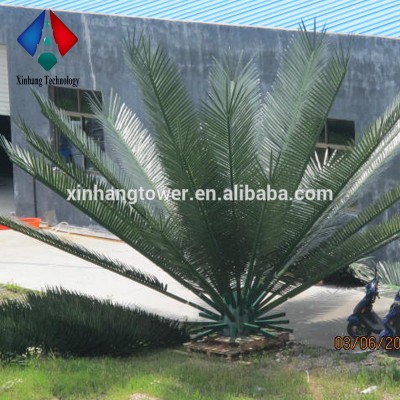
[
  {"xmin": 0, "ymin": 177, "xmax": 15, "ymax": 215},
  {"xmin": 0, "ymin": 229, "xmax": 394, "ymax": 349}
]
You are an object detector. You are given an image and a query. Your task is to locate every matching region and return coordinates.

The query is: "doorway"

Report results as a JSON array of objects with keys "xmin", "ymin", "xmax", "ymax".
[{"xmin": 0, "ymin": 115, "xmax": 14, "ymax": 214}]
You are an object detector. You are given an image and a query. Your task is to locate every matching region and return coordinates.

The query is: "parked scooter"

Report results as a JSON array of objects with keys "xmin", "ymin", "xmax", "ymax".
[
  {"xmin": 379, "ymin": 289, "xmax": 400, "ymax": 341},
  {"xmin": 347, "ymin": 272, "xmax": 384, "ymax": 338}
]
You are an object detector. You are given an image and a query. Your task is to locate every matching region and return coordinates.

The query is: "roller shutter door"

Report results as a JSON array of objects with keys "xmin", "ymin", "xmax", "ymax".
[{"xmin": 0, "ymin": 45, "xmax": 10, "ymax": 116}]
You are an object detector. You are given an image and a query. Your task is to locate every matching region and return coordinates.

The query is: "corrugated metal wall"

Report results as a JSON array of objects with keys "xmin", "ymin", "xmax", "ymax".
[{"xmin": 1, "ymin": 0, "xmax": 400, "ymax": 38}]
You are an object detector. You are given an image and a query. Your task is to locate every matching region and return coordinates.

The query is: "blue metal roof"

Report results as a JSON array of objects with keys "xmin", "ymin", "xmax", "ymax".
[{"xmin": 1, "ymin": 0, "xmax": 400, "ymax": 38}]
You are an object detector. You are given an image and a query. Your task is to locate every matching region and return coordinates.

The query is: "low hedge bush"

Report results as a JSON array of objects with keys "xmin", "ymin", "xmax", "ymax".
[{"xmin": 0, "ymin": 288, "xmax": 187, "ymax": 358}]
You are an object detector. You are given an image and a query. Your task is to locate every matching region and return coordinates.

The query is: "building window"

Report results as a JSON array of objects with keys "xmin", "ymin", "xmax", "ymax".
[
  {"xmin": 50, "ymin": 86, "xmax": 104, "ymax": 172},
  {"xmin": 316, "ymin": 118, "xmax": 357, "ymax": 211},
  {"xmin": 316, "ymin": 118, "xmax": 355, "ymax": 162}
]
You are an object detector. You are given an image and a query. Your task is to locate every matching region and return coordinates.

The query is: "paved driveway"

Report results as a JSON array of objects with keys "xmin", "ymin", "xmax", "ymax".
[{"xmin": 0, "ymin": 230, "xmax": 394, "ymax": 348}]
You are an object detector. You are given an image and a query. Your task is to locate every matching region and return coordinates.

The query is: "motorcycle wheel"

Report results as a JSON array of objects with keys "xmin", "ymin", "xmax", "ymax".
[{"xmin": 347, "ymin": 322, "xmax": 372, "ymax": 338}]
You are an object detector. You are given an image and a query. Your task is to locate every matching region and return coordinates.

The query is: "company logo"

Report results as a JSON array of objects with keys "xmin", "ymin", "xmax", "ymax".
[{"xmin": 17, "ymin": 10, "xmax": 78, "ymax": 71}]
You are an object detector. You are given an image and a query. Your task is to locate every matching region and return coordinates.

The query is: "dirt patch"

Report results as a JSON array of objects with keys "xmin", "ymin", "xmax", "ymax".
[
  {"xmin": 274, "ymin": 340, "xmax": 388, "ymax": 373},
  {"xmin": 307, "ymin": 375, "xmax": 323, "ymax": 400}
]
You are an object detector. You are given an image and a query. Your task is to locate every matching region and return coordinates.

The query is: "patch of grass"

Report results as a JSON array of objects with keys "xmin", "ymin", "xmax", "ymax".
[
  {"xmin": 0, "ymin": 283, "xmax": 35, "ymax": 301},
  {"xmin": 2, "ymin": 349, "xmax": 400, "ymax": 400},
  {"xmin": 293, "ymin": 345, "xmax": 321, "ymax": 358},
  {"xmin": 311, "ymin": 357, "xmax": 400, "ymax": 400},
  {"xmin": 320, "ymin": 370, "xmax": 385, "ymax": 399},
  {"xmin": 337, "ymin": 350, "xmax": 370, "ymax": 364},
  {"xmin": 357, "ymin": 356, "xmax": 400, "ymax": 396},
  {"xmin": 0, "ymin": 350, "xmax": 311, "ymax": 400}
]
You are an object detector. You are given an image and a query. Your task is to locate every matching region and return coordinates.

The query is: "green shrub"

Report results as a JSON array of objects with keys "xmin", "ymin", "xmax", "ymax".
[
  {"xmin": 323, "ymin": 265, "xmax": 364, "ymax": 287},
  {"xmin": 0, "ymin": 288, "xmax": 187, "ymax": 358}
]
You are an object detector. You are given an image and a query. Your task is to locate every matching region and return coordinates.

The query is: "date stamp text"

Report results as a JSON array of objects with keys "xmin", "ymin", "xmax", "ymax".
[{"xmin": 334, "ymin": 335, "xmax": 400, "ymax": 351}]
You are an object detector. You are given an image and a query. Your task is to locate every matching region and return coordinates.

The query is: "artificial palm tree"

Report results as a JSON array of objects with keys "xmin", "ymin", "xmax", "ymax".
[{"xmin": 2, "ymin": 27, "xmax": 400, "ymax": 341}]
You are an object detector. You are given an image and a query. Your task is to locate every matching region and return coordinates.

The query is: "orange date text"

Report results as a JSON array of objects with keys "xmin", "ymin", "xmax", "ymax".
[{"xmin": 334, "ymin": 335, "xmax": 400, "ymax": 350}]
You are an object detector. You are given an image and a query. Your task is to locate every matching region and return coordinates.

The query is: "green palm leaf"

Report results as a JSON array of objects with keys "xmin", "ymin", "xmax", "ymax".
[
  {"xmin": 201, "ymin": 55, "xmax": 263, "ymax": 297},
  {"xmin": 87, "ymin": 90, "xmax": 170, "ymax": 214},
  {"xmin": 351, "ymin": 260, "xmax": 400, "ymax": 294},
  {"xmin": 0, "ymin": 136, "xmax": 224, "ymax": 315},
  {"xmin": 245, "ymin": 26, "xmax": 349, "ymax": 295}
]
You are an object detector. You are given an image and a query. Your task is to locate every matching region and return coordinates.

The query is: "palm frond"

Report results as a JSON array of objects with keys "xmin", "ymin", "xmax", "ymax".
[
  {"xmin": 0, "ymin": 216, "xmax": 220, "ymax": 317},
  {"xmin": 0, "ymin": 215, "xmax": 165, "ymax": 292},
  {"xmin": 351, "ymin": 260, "xmax": 400, "ymax": 294},
  {"xmin": 32, "ymin": 91, "xmax": 147, "ymax": 206},
  {"xmin": 246, "ymin": 26, "xmax": 349, "ymax": 292},
  {"xmin": 125, "ymin": 33, "xmax": 236, "ymax": 307},
  {"xmin": 201, "ymin": 55, "xmax": 262, "ymax": 288},
  {"xmin": 87, "ymin": 90, "xmax": 170, "ymax": 214},
  {"xmin": 259, "ymin": 213, "xmax": 400, "ymax": 314},
  {"xmin": 0, "ymin": 136, "xmax": 224, "ymax": 315},
  {"xmin": 258, "ymin": 26, "xmax": 349, "ymax": 188},
  {"xmin": 301, "ymin": 148, "xmax": 343, "ymax": 189},
  {"xmin": 260, "ymin": 95, "xmax": 400, "ymax": 288}
]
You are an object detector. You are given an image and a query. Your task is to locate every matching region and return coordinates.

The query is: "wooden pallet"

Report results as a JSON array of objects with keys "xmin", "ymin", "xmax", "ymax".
[{"xmin": 184, "ymin": 333, "xmax": 289, "ymax": 361}]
